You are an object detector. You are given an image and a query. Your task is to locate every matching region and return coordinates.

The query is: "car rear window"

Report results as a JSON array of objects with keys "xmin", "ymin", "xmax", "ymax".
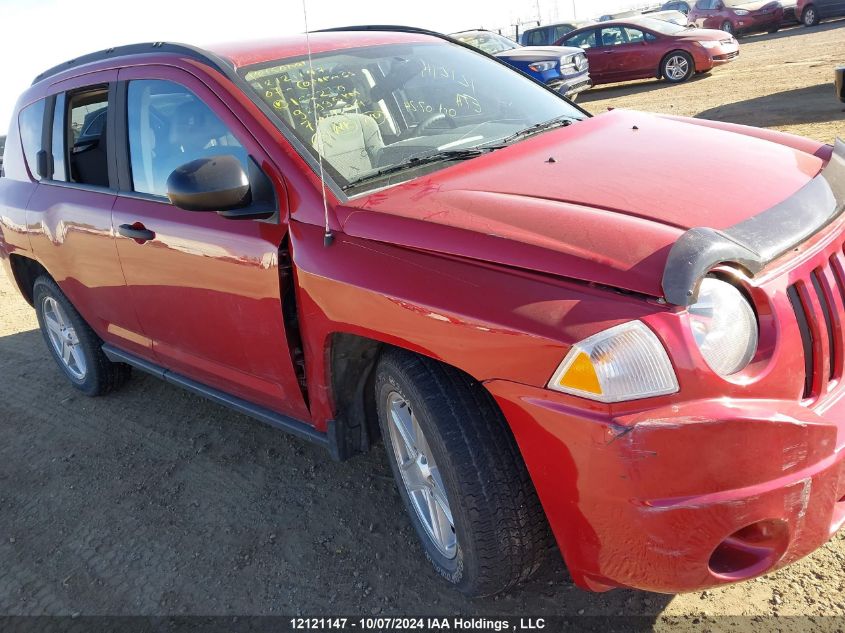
[{"xmin": 19, "ymin": 99, "xmax": 45, "ymax": 180}]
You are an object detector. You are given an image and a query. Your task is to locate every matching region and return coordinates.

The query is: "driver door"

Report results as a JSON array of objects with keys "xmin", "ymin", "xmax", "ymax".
[{"xmin": 111, "ymin": 66, "xmax": 309, "ymax": 421}]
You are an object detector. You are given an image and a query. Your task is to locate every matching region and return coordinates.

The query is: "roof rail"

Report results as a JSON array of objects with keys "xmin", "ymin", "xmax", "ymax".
[{"xmin": 32, "ymin": 42, "xmax": 231, "ymax": 86}]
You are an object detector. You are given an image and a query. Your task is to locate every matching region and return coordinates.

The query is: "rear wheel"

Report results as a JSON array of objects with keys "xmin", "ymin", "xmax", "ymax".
[
  {"xmin": 33, "ymin": 276, "xmax": 131, "ymax": 396},
  {"xmin": 662, "ymin": 51, "xmax": 695, "ymax": 83},
  {"xmin": 375, "ymin": 349, "xmax": 550, "ymax": 596},
  {"xmin": 802, "ymin": 5, "xmax": 819, "ymax": 25}
]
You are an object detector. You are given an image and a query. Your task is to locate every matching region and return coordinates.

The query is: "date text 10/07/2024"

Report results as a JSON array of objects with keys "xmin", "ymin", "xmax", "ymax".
[{"xmin": 289, "ymin": 617, "xmax": 548, "ymax": 631}]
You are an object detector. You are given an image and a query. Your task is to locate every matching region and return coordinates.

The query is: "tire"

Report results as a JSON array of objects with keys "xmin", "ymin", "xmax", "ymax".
[
  {"xmin": 720, "ymin": 20, "xmax": 735, "ymax": 35},
  {"xmin": 662, "ymin": 51, "xmax": 695, "ymax": 83},
  {"xmin": 374, "ymin": 349, "xmax": 550, "ymax": 596},
  {"xmin": 767, "ymin": 24, "xmax": 780, "ymax": 33},
  {"xmin": 33, "ymin": 276, "xmax": 131, "ymax": 396},
  {"xmin": 802, "ymin": 5, "xmax": 819, "ymax": 26}
]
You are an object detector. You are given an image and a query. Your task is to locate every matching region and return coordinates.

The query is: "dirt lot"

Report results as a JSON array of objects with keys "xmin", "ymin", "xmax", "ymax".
[{"xmin": 1, "ymin": 20, "xmax": 845, "ymax": 629}]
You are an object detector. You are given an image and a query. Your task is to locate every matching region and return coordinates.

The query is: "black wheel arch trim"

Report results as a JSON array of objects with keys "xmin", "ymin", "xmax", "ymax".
[{"xmin": 663, "ymin": 138, "xmax": 845, "ymax": 306}]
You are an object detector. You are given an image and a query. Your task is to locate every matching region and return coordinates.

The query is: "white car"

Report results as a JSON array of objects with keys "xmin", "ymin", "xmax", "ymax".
[{"xmin": 646, "ymin": 9, "xmax": 691, "ymax": 24}]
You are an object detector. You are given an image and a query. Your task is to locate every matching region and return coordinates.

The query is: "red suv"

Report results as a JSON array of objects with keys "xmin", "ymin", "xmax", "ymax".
[
  {"xmin": 689, "ymin": 0, "xmax": 786, "ymax": 35},
  {"xmin": 2, "ymin": 27, "xmax": 844, "ymax": 597}
]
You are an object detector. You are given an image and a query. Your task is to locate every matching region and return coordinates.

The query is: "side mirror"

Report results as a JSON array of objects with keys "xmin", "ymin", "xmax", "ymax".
[
  {"xmin": 166, "ymin": 154, "xmax": 276, "ymax": 221},
  {"xmin": 836, "ymin": 66, "xmax": 845, "ymax": 103},
  {"xmin": 166, "ymin": 155, "xmax": 250, "ymax": 212}
]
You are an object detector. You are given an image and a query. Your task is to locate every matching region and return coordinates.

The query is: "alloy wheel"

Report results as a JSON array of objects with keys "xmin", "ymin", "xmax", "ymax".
[
  {"xmin": 803, "ymin": 8, "xmax": 816, "ymax": 25},
  {"xmin": 42, "ymin": 296, "xmax": 87, "ymax": 380},
  {"xmin": 386, "ymin": 391, "xmax": 457, "ymax": 559},
  {"xmin": 666, "ymin": 55, "xmax": 690, "ymax": 81},
  {"xmin": 721, "ymin": 21, "xmax": 735, "ymax": 34}
]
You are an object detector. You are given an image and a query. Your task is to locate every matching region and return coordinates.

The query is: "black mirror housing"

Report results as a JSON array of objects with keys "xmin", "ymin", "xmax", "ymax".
[{"xmin": 167, "ymin": 155, "xmax": 251, "ymax": 212}]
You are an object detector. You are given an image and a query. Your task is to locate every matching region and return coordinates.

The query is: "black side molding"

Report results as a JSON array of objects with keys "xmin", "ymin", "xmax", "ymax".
[
  {"xmin": 663, "ymin": 139, "xmax": 845, "ymax": 306},
  {"xmin": 102, "ymin": 344, "xmax": 350, "ymax": 460}
]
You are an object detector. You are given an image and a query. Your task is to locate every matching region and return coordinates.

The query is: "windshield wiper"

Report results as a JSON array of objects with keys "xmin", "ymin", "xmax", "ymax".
[
  {"xmin": 342, "ymin": 147, "xmax": 503, "ymax": 191},
  {"xmin": 494, "ymin": 115, "xmax": 578, "ymax": 146}
]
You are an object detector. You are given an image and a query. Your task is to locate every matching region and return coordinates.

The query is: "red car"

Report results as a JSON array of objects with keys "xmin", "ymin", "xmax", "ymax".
[
  {"xmin": 2, "ymin": 27, "xmax": 844, "ymax": 597},
  {"xmin": 557, "ymin": 17, "xmax": 739, "ymax": 84},
  {"xmin": 688, "ymin": 0, "xmax": 786, "ymax": 35}
]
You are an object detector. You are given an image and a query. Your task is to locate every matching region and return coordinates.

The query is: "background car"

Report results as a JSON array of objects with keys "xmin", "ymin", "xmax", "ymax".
[
  {"xmin": 452, "ymin": 30, "xmax": 591, "ymax": 99},
  {"xmin": 519, "ymin": 22, "xmax": 579, "ymax": 46},
  {"xmin": 0, "ymin": 135, "xmax": 5, "ymax": 175},
  {"xmin": 662, "ymin": 1, "xmax": 693, "ymax": 13},
  {"xmin": 688, "ymin": 0, "xmax": 785, "ymax": 35},
  {"xmin": 557, "ymin": 16, "xmax": 739, "ymax": 84},
  {"xmin": 797, "ymin": 0, "xmax": 845, "ymax": 25},
  {"xmin": 644, "ymin": 9, "xmax": 691, "ymax": 24},
  {"xmin": 837, "ymin": 66, "xmax": 845, "ymax": 101}
]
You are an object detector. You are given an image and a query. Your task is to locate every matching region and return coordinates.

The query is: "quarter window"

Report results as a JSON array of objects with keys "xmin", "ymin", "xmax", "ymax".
[
  {"xmin": 127, "ymin": 80, "xmax": 247, "ymax": 197},
  {"xmin": 19, "ymin": 99, "xmax": 45, "ymax": 180}
]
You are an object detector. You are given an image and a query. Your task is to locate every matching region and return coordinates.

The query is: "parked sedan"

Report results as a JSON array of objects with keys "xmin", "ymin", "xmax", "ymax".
[
  {"xmin": 797, "ymin": 0, "xmax": 845, "ymax": 25},
  {"xmin": 557, "ymin": 17, "xmax": 739, "ymax": 84},
  {"xmin": 688, "ymin": 0, "xmax": 785, "ymax": 35},
  {"xmin": 452, "ymin": 30, "xmax": 592, "ymax": 99}
]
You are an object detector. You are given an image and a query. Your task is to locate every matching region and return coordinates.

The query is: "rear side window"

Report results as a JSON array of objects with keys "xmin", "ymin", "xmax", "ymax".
[
  {"xmin": 523, "ymin": 29, "xmax": 546, "ymax": 46},
  {"xmin": 19, "ymin": 99, "xmax": 46, "ymax": 180},
  {"xmin": 127, "ymin": 79, "xmax": 247, "ymax": 197},
  {"xmin": 66, "ymin": 87, "xmax": 110, "ymax": 187}
]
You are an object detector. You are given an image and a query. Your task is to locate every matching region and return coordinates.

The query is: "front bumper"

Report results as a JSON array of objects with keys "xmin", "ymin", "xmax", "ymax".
[
  {"xmin": 548, "ymin": 74, "xmax": 592, "ymax": 98},
  {"xmin": 488, "ymin": 380, "xmax": 845, "ymax": 593}
]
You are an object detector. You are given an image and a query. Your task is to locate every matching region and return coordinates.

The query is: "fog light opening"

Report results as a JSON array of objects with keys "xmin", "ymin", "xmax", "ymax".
[{"xmin": 708, "ymin": 519, "xmax": 789, "ymax": 581}]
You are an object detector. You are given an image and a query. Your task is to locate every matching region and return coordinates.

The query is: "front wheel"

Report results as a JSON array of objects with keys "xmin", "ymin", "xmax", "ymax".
[
  {"xmin": 375, "ymin": 349, "xmax": 550, "ymax": 596},
  {"xmin": 662, "ymin": 51, "xmax": 695, "ymax": 83},
  {"xmin": 33, "ymin": 276, "xmax": 131, "ymax": 396},
  {"xmin": 720, "ymin": 20, "xmax": 735, "ymax": 35},
  {"xmin": 802, "ymin": 5, "xmax": 819, "ymax": 25}
]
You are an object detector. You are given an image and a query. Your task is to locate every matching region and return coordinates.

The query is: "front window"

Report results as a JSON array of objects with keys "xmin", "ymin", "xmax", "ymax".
[
  {"xmin": 451, "ymin": 31, "xmax": 518, "ymax": 55},
  {"xmin": 126, "ymin": 79, "xmax": 247, "ymax": 197},
  {"xmin": 241, "ymin": 40, "xmax": 584, "ymax": 194}
]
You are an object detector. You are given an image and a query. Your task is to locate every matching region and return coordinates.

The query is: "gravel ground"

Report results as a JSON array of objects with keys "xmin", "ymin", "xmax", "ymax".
[{"xmin": 1, "ymin": 21, "xmax": 845, "ymax": 628}]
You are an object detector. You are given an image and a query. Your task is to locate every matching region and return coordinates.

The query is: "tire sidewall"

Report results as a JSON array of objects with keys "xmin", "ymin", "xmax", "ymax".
[
  {"xmin": 721, "ymin": 20, "xmax": 735, "ymax": 34},
  {"xmin": 33, "ymin": 279, "xmax": 100, "ymax": 395},
  {"xmin": 374, "ymin": 362, "xmax": 472, "ymax": 590}
]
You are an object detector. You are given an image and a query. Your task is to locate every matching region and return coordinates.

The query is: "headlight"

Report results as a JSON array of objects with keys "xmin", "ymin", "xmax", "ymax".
[
  {"xmin": 734, "ymin": 8, "xmax": 750, "ymax": 14},
  {"xmin": 528, "ymin": 61, "xmax": 557, "ymax": 72},
  {"xmin": 699, "ymin": 40, "xmax": 723, "ymax": 48},
  {"xmin": 548, "ymin": 321, "xmax": 679, "ymax": 403},
  {"xmin": 688, "ymin": 278, "xmax": 758, "ymax": 376}
]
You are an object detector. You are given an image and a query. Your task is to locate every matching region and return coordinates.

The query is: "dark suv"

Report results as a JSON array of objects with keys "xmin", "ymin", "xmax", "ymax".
[{"xmin": 2, "ymin": 29, "xmax": 845, "ymax": 598}]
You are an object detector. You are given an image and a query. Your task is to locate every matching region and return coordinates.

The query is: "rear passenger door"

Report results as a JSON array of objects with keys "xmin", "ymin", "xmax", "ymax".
[
  {"xmin": 25, "ymin": 71, "xmax": 149, "ymax": 358},
  {"xmin": 562, "ymin": 30, "xmax": 606, "ymax": 80},
  {"xmin": 111, "ymin": 66, "xmax": 309, "ymax": 421}
]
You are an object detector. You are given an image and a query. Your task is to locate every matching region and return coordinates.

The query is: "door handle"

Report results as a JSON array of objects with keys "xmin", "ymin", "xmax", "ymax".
[{"xmin": 118, "ymin": 223, "xmax": 156, "ymax": 243}]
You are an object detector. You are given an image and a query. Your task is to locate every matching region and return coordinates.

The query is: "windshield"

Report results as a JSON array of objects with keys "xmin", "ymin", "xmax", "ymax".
[
  {"xmin": 630, "ymin": 17, "xmax": 687, "ymax": 34},
  {"xmin": 241, "ymin": 40, "xmax": 584, "ymax": 194},
  {"xmin": 452, "ymin": 31, "xmax": 518, "ymax": 55}
]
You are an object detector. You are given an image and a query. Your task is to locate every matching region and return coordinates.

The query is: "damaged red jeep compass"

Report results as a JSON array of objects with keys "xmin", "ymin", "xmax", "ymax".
[{"xmin": 1, "ymin": 27, "xmax": 843, "ymax": 597}]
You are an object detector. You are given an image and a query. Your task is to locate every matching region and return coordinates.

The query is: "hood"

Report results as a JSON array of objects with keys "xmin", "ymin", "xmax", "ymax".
[
  {"xmin": 339, "ymin": 110, "xmax": 825, "ymax": 298},
  {"xmin": 727, "ymin": 0, "xmax": 781, "ymax": 10},
  {"xmin": 675, "ymin": 27, "xmax": 735, "ymax": 40},
  {"xmin": 495, "ymin": 46, "xmax": 584, "ymax": 62}
]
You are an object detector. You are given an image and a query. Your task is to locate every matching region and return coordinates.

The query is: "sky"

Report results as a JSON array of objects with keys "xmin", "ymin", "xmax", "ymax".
[{"xmin": 0, "ymin": 0, "xmax": 647, "ymax": 128}]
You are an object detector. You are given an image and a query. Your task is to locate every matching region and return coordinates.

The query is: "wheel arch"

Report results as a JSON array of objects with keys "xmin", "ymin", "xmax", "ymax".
[{"xmin": 8, "ymin": 253, "xmax": 51, "ymax": 307}]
